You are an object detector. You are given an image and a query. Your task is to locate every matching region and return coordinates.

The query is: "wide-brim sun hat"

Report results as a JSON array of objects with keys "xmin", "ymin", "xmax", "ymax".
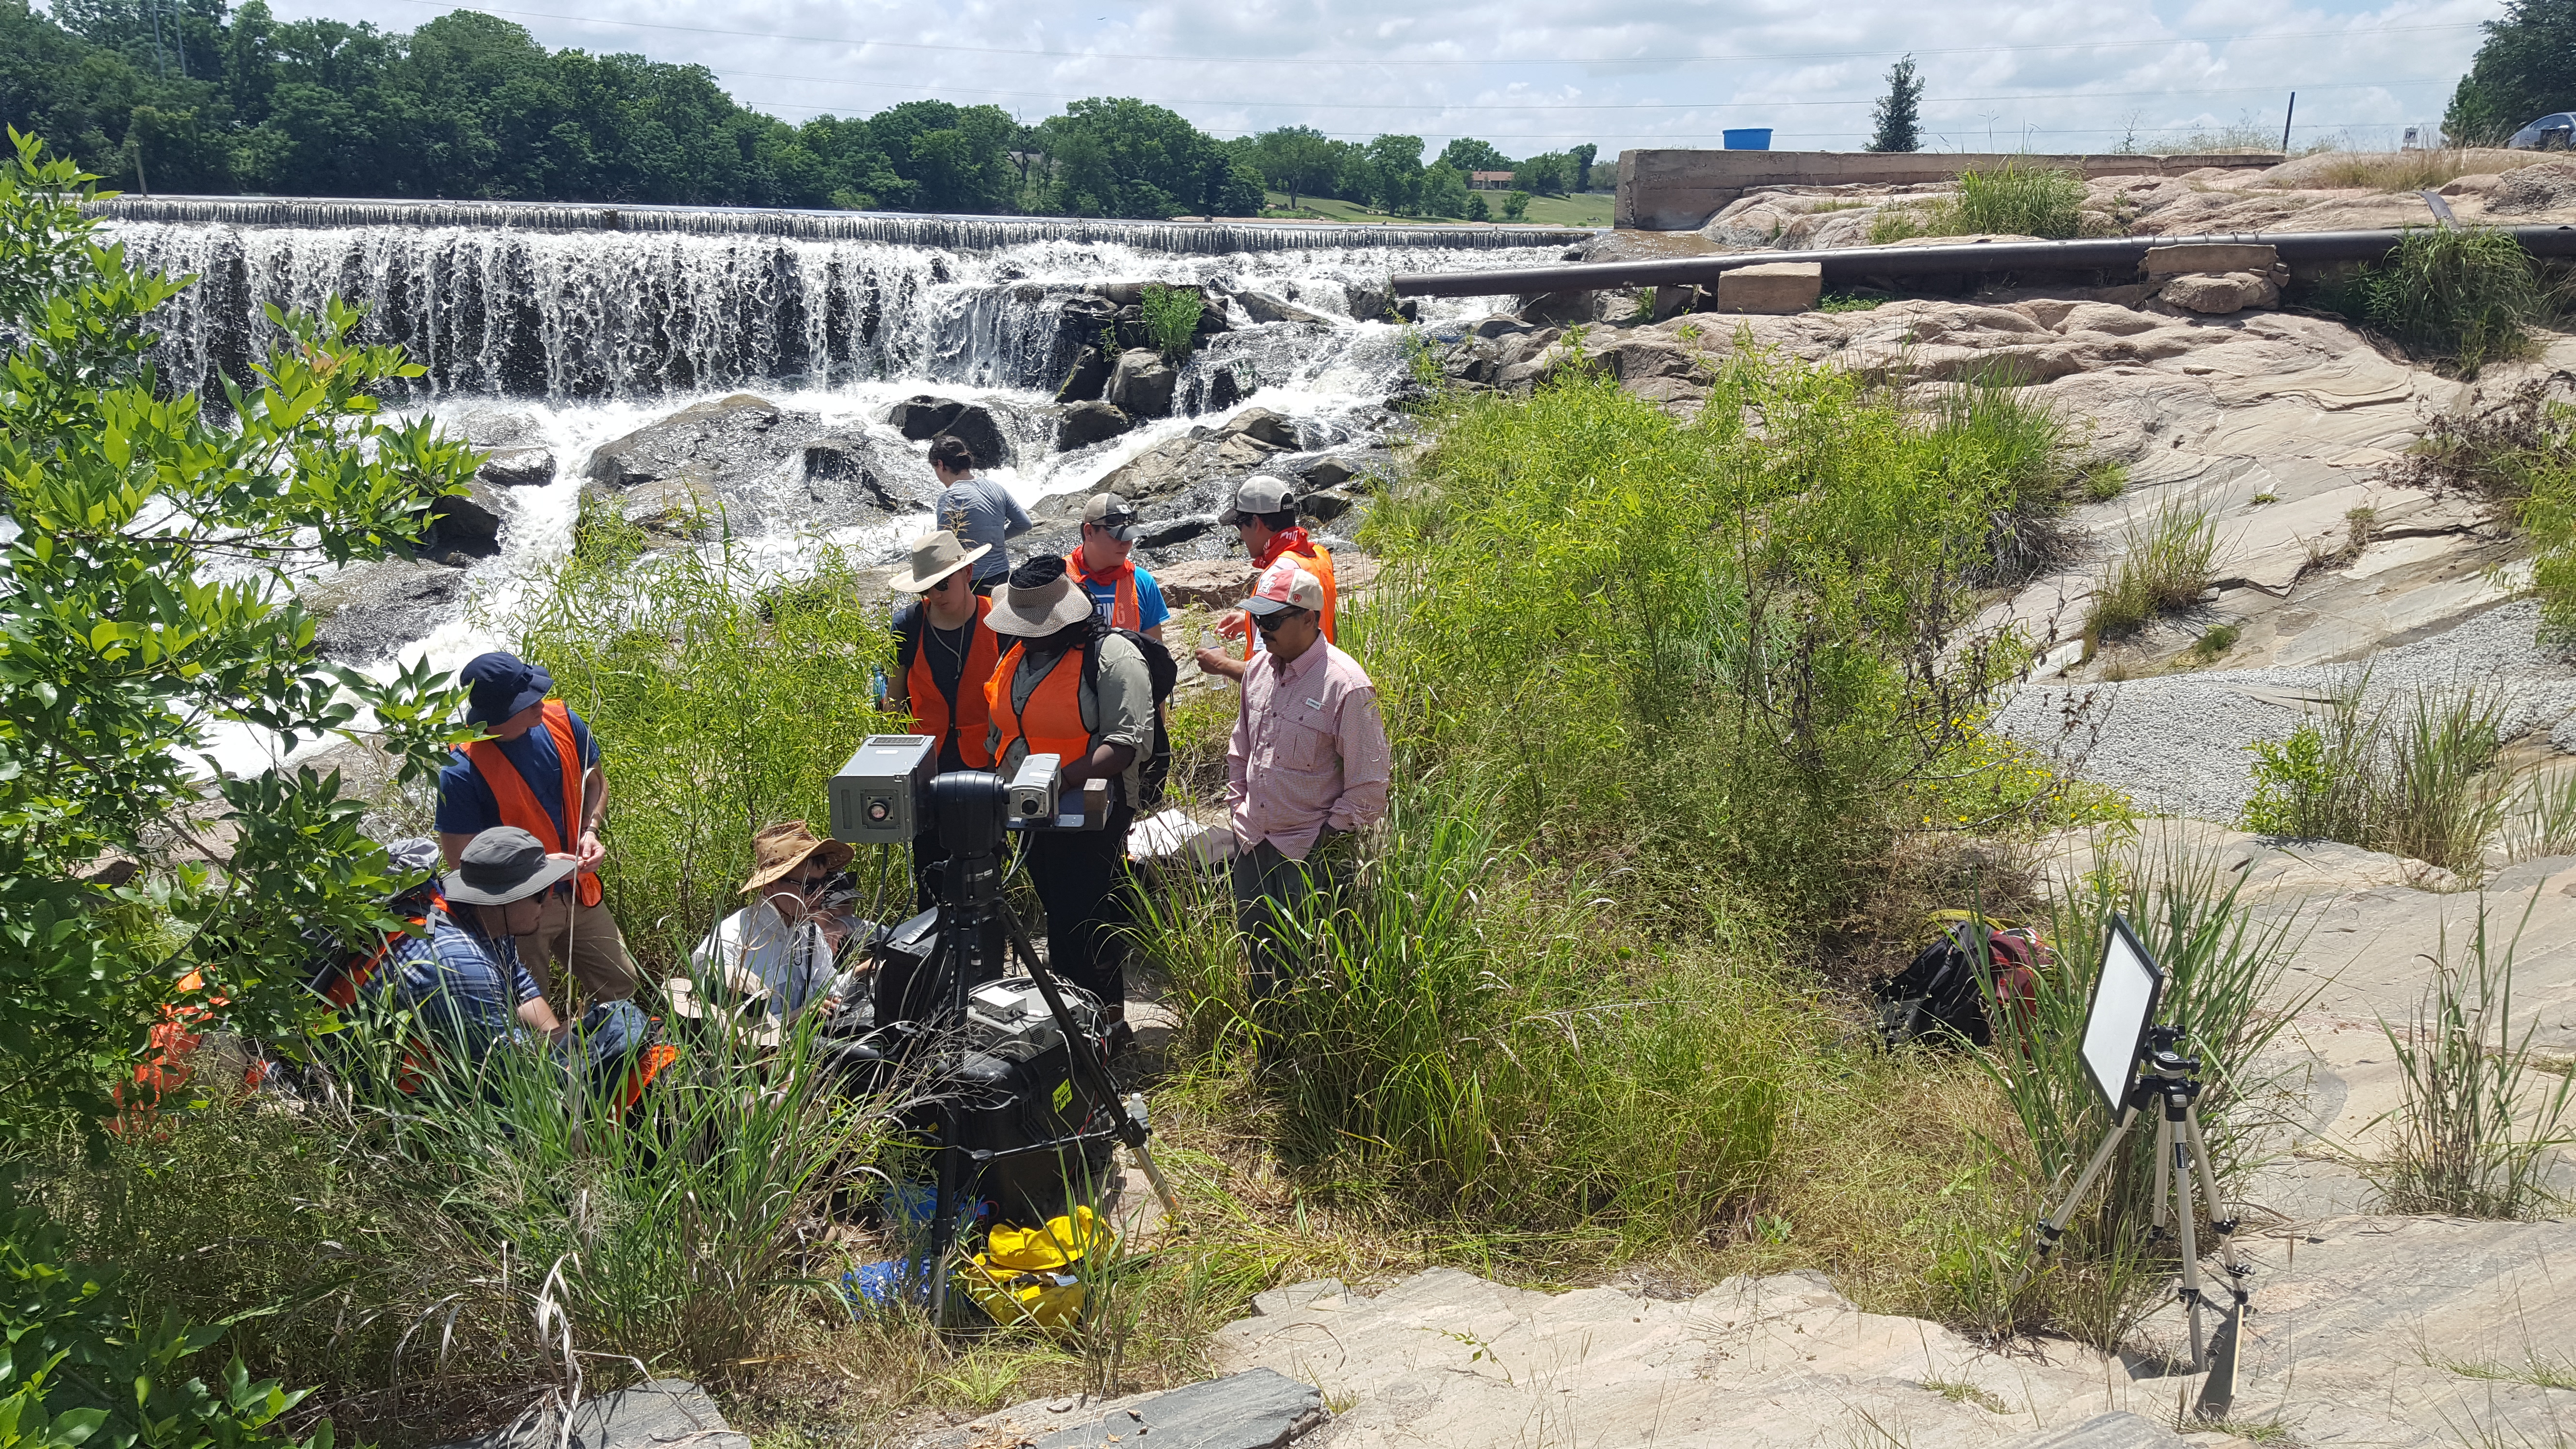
[
  {"xmin": 740, "ymin": 820, "xmax": 855, "ymax": 896},
  {"xmin": 988, "ymin": 556, "xmax": 1097, "ymax": 637},
  {"xmin": 442, "ymin": 826, "xmax": 578, "ymax": 905},
  {"xmin": 888, "ymin": 530, "xmax": 991, "ymax": 593}
]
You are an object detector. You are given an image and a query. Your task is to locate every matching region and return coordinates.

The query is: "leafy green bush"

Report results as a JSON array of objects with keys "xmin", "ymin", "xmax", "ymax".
[
  {"xmin": 2323, "ymin": 226, "xmax": 2542, "ymax": 375},
  {"xmin": 1357, "ymin": 350, "xmax": 2072, "ymax": 920},
  {"xmin": 510, "ymin": 543, "xmax": 909, "ymax": 975},
  {"xmin": 1139, "ymin": 284, "xmax": 1204, "ymax": 359},
  {"xmin": 2239, "ymin": 676, "xmax": 2508, "ymax": 874},
  {"xmin": 2, "ymin": 1169, "xmax": 332, "ymax": 1449},
  {"xmin": 0, "ymin": 133, "xmax": 474, "ymax": 1145}
]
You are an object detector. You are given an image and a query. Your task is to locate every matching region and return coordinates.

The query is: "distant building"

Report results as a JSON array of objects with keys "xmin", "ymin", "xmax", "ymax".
[{"xmin": 1470, "ymin": 171, "xmax": 1515, "ymax": 191}]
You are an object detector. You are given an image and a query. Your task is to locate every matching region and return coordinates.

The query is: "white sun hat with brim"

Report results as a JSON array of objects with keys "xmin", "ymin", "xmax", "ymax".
[{"xmin": 887, "ymin": 530, "xmax": 992, "ymax": 593}]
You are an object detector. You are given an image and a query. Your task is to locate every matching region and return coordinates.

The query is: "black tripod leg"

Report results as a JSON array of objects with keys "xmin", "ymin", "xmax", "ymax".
[{"xmin": 1000, "ymin": 912, "xmax": 1185, "ymax": 1227}]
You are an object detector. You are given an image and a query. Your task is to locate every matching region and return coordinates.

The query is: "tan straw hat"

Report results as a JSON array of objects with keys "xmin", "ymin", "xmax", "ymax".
[
  {"xmin": 987, "ymin": 554, "xmax": 1097, "ymax": 637},
  {"xmin": 740, "ymin": 820, "xmax": 855, "ymax": 896},
  {"xmin": 888, "ymin": 530, "xmax": 991, "ymax": 593},
  {"xmin": 663, "ymin": 963, "xmax": 782, "ymax": 1050}
]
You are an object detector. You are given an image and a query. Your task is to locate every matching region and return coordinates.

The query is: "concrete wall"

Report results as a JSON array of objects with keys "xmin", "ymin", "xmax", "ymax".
[{"xmin": 1615, "ymin": 149, "xmax": 2284, "ymax": 230}]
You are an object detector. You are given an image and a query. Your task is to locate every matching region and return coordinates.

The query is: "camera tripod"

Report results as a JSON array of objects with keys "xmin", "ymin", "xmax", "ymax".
[
  {"xmin": 2027, "ymin": 1026, "xmax": 2251, "ymax": 1417},
  {"xmin": 905, "ymin": 772, "xmax": 1183, "ymax": 1324}
]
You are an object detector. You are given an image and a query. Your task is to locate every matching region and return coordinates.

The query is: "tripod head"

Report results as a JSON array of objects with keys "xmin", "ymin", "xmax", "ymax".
[{"xmin": 2141, "ymin": 1024, "xmax": 2201, "ymax": 1079}]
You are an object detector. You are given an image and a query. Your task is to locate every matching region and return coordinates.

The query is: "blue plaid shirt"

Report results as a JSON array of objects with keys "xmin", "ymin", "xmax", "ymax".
[{"xmin": 386, "ymin": 905, "xmax": 544, "ymax": 1063}]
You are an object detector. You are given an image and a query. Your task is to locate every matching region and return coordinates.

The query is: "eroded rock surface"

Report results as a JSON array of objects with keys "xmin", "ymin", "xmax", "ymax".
[{"xmin": 580, "ymin": 393, "xmax": 933, "ymax": 537}]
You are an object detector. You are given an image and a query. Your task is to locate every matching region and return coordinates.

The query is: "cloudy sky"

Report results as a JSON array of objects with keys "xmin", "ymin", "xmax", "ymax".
[{"xmin": 264, "ymin": 0, "xmax": 2498, "ymax": 158}]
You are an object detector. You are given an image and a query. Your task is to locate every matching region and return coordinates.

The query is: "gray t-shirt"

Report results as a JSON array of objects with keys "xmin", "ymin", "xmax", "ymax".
[
  {"xmin": 988, "ymin": 632, "xmax": 1153, "ymax": 807},
  {"xmin": 934, "ymin": 476, "xmax": 1032, "ymax": 586}
]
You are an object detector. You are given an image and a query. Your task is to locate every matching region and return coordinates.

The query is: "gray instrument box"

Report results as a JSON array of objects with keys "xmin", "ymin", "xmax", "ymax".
[{"xmin": 829, "ymin": 735, "xmax": 937, "ymax": 843}]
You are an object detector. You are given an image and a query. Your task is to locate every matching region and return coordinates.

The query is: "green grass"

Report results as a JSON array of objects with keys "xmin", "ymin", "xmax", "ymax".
[
  {"xmin": 2190, "ymin": 621, "xmax": 2242, "ymax": 661},
  {"xmin": 2368, "ymin": 897, "xmax": 2576, "ymax": 1218},
  {"xmin": 2238, "ymin": 676, "xmax": 2510, "ymax": 877},
  {"xmin": 1819, "ymin": 292, "xmax": 1887, "ymax": 313},
  {"xmin": 1261, "ymin": 189, "xmax": 1612, "ymax": 227},
  {"xmin": 1867, "ymin": 162, "xmax": 2088, "ymax": 244},
  {"xmin": 2319, "ymin": 226, "xmax": 2545, "ymax": 376},
  {"xmin": 1140, "ymin": 282, "xmax": 1204, "ymax": 359},
  {"xmin": 2084, "ymin": 499, "xmax": 2220, "ymax": 644}
]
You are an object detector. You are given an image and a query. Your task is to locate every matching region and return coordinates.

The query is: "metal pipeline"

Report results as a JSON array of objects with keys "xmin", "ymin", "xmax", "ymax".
[{"xmin": 1390, "ymin": 225, "xmax": 2576, "ymax": 297}]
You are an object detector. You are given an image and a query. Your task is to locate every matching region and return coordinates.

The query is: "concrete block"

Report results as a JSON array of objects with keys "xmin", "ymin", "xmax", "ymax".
[
  {"xmin": 1713, "ymin": 262, "xmax": 1822, "ymax": 314},
  {"xmin": 2143, "ymin": 242, "xmax": 2281, "ymax": 276}
]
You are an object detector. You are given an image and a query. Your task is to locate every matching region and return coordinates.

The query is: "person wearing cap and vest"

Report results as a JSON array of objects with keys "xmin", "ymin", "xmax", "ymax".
[
  {"xmin": 384, "ymin": 826, "xmax": 651, "ymax": 1089},
  {"xmin": 688, "ymin": 821, "xmax": 855, "ymax": 1030},
  {"xmin": 1225, "ymin": 560, "xmax": 1390, "ymax": 998},
  {"xmin": 1064, "ymin": 493, "xmax": 1170, "ymax": 641},
  {"xmin": 1193, "ymin": 475, "xmax": 1336, "ymax": 684},
  {"xmin": 884, "ymin": 530, "xmax": 1004, "ymax": 910},
  {"xmin": 436, "ymin": 652, "xmax": 639, "ymax": 1009},
  {"xmin": 984, "ymin": 555, "xmax": 1154, "ymax": 1032}
]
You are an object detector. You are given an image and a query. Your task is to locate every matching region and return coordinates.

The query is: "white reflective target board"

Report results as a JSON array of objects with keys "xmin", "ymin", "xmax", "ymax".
[{"xmin": 2079, "ymin": 915, "xmax": 2166, "ymax": 1115}]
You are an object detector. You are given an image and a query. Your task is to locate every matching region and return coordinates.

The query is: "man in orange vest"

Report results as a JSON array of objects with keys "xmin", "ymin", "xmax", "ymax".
[
  {"xmin": 1193, "ymin": 475, "xmax": 1336, "ymax": 683},
  {"xmin": 436, "ymin": 652, "xmax": 639, "ymax": 1008},
  {"xmin": 884, "ymin": 530, "xmax": 1003, "ymax": 910},
  {"xmin": 1064, "ymin": 493, "xmax": 1170, "ymax": 641},
  {"xmin": 984, "ymin": 555, "xmax": 1154, "ymax": 1030}
]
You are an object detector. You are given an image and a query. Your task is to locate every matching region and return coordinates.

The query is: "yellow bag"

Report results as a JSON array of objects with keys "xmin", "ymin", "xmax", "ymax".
[{"xmin": 960, "ymin": 1206, "xmax": 1111, "ymax": 1330}]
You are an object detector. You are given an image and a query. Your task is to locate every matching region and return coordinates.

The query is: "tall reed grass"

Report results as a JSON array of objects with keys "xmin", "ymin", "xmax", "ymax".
[
  {"xmin": 2239, "ymin": 675, "xmax": 2509, "ymax": 876},
  {"xmin": 2084, "ymin": 499, "xmax": 2220, "ymax": 644},
  {"xmin": 1867, "ymin": 163, "xmax": 2087, "ymax": 243},
  {"xmin": 2323, "ymin": 227, "xmax": 2544, "ymax": 376},
  {"xmin": 2368, "ymin": 898, "xmax": 2575, "ymax": 1218}
]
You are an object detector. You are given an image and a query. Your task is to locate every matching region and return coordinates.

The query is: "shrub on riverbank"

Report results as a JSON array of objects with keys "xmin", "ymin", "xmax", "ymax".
[
  {"xmin": 1868, "ymin": 162, "xmax": 2088, "ymax": 243},
  {"xmin": 2319, "ymin": 226, "xmax": 2544, "ymax": 375}
]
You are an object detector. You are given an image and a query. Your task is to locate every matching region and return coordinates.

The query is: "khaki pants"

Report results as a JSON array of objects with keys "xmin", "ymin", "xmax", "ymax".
[{"xmin": 515, "ymin": 887, "xmax": 640, "ymax": 1008}]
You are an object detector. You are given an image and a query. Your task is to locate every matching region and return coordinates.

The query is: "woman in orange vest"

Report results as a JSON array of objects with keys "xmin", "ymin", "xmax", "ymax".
[
  {"xmin": 1194, "ymin": 474, "xmax": 1335, "ymax": 683},
  {"xmin": 883, "ymin": 531, "xmax": 1005, "ymax": 910},
  {"xmin": 982, "ymin": 555, "xmax": 1155, "ymax": 1031},
  {"xmin": 1063, "ymin": 493, "xmax": 1170, "ymax": 640},
  {"xmin": 436, "ymin": 651, "xmax": 639, "ymax": 1009}
]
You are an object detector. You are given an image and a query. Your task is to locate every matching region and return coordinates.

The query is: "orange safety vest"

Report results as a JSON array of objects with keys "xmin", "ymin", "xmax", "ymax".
[
  {"xmin": 1065, "ymin": 548, "xmax": 1142, "ymax": 631},
  {"xmin": 985, "ymin": 643, "xmax": 1093, "ymax": 769},
  {"xmin": 463, "ymin": 699, "xmax": 604, "ymax": 907},
  {"xmin": 1234, "ymin": 538, "xmax": 1337, "ymax": 658},
  {"xmin": 904, "ymin": 596, "xmax": 1001, "ymax": 768}
]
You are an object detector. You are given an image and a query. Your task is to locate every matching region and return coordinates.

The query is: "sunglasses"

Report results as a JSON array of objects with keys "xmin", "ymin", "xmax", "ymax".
[{"xmin": 1252, "ymin": 607, "xmax": 1306, "ymax": 634}]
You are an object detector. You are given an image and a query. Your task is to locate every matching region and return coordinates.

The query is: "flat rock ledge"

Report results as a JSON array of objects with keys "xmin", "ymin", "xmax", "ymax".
[{"xmin": 917, "ymin": 1367, "xmax": 1322, "ymax": 1449}]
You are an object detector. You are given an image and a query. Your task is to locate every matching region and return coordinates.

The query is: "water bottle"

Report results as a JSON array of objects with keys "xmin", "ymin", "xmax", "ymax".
[
  {"xmin": 1123, "ymin": 1092, "xmax": 1149, "ymax": 1131},
  {"xmin": 871, "ymin": 664, "xmax": 888, "ymax": 710}
]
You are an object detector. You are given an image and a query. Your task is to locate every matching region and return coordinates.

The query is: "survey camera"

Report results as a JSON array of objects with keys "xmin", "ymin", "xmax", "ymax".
[{"xmin": 829, "ymin": 736, "xmax": 1109, "ymax": 849}]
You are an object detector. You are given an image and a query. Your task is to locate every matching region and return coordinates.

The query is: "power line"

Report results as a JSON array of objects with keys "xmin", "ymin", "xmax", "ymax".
[
  {"xmin": 363, "ymin": 0, "xmax": 2479, "ymax": 69},
  {"xmin": 708, "ymin": 68, "xmax": 2450, "ymax": 113}
]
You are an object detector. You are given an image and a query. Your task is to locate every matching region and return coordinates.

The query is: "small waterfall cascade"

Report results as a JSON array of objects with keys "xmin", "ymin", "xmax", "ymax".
[{"xmin": 110, "ymin": 210, "xmax": 1579, "ymax": 405}]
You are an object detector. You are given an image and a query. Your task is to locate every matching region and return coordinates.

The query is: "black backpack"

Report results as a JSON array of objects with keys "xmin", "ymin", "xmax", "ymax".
[
  {"xmin": 1080, "ymin": 623, "xmax": 1178, "ymax": 810},
  {"xmin": 1875, "ymin": 923, "xmax": 1997, "ymax": 1049}
]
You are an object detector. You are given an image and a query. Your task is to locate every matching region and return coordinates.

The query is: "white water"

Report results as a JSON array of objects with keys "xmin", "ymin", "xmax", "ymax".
[{"xmin": 126, "ymin": 218, "xmax": 1565, "ymax": 777}]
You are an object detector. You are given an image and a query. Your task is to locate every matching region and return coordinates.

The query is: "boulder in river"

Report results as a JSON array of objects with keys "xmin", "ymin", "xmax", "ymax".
[
  {"xmin": 478, "ymin": 447, "xmax": 556, "ymax": 488},
  {"xmin": 303, "ymin": 559, "xmax": 466, "ymax": 663},
  {"xmin": 586, "ymin": 394, "xmax": 786, "ymax": 488},
  {"xmin": 426, "ymin": 479, "xmax": 506, "ymax": 558},
  {"xmin": 1106, "ymin": 351, "xmax": 1179, "ymax": 419},
  {"xmin": 1056, "ymin": 401, "xmax": 1136, "ymax": 451},
  {"xmin": 1218, "ymin": 407, "xmax": 1299, "ymax": 450},
  {"xmin": 581, "ymin": 393, "xmax": 925, "ymax": 537},
  {"xmin": 887, "ymin": 396, "xmax": 1008, "ymax": 469}
]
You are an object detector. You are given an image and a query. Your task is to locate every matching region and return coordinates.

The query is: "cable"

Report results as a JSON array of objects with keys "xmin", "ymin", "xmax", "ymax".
[
  {"xmin": 360, "ymin": 0, "xmax": 2479, "ymax": 69},
  {"xmin": 707, "ymin": 69, "xmax": 2451, "ymax": 112}
]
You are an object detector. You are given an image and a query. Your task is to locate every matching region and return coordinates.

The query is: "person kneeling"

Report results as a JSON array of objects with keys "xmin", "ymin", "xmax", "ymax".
[
  {"xmin": 681, "ymin": 821, "xmax": 856, "ymax": 1045},
  {"xmin": 387, "ymin": 826, "xmax": 649, "ymax": 1094}
]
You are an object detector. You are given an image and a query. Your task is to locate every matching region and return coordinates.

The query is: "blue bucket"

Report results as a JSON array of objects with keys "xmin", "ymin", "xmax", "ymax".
[{"xmin": 1723, "ymin": 129, "xmax": 1774, "ymax": 151}]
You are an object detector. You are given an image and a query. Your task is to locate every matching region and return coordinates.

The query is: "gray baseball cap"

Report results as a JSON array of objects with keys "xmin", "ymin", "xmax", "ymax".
[
  {"xmin": 442, "ymin": 826, "xmax": 577, "ymax": 906},
  {"xmin": 1082, "ymin": 493, "xmax": 1141, "ymax": 541},
  {"xmin": 1218, "ymin": 475, "xmax": 1298, "ymax": 527}
]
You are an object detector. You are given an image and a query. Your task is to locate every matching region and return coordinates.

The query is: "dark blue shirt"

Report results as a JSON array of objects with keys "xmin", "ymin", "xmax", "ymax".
[{"xmin": 435, "ymin": 707, "xmax": 600, "ymax": 845}]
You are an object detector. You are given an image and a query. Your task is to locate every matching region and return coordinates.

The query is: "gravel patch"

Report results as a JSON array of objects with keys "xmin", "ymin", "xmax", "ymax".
[{"xmin": 1993, "ymin": 599, "xmax": 2576, "ymax": 821}]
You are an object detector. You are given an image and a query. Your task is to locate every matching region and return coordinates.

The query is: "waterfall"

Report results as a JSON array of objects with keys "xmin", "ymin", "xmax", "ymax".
[
  {"xmin": 89, "ymin": 194, "xmax": 1591, "ymax": 255},
  {"xmin": 112, "ymin": 212, "xmax": 1576, "ymax": 405}
]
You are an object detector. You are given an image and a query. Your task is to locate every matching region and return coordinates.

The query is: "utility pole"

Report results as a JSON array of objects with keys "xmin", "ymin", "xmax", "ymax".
[{"xmin": 2281, "ymin": 93, "xmax": 2296, "ymax": 154}]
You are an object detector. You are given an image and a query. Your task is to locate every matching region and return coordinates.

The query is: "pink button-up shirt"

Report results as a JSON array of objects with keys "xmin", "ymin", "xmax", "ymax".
[{"xmin": 1225, "ymin": 639, "xmax": 1392, "ymax": 860}]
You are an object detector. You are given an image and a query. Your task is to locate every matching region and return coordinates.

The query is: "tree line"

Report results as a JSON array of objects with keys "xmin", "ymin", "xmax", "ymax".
[{"xmin": 0, "ymin": 0, "xmax": 1601, "ymax": 218}]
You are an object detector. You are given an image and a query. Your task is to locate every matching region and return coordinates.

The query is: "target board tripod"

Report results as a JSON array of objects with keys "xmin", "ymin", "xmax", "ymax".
[{"xmin": 2026, "ymin": 1023, "xmax": 2252, "ymax": 1420}]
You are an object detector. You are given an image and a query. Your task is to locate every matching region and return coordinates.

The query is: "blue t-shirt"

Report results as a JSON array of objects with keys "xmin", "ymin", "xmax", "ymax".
[
  {"xmin": 1079, "ymin": 567, "xmax": 1170, "ymax": 632},
  {"xmin": 435, "ymin": 707, "xmax": 601, "ymax": 846}
]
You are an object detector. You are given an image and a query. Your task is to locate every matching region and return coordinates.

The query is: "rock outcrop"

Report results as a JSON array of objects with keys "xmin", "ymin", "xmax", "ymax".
[
  {"xmin": 1104, "ymin": 350, "xmax": 1179, "ymax": 419},
  {"xmin": 886, "ymin": 395, "xmax": 1008, "ymax": 469},
  {"xmin": 1054, "ymin": 401, "xmax": 1136, "ymax": 451},
  {"xmin": 580, "ymin": 393, "xmax": 930, "ymax": 538},
  {"xmin": 301, "ymin": 560, "xmax": 466, "ymax": 663}
]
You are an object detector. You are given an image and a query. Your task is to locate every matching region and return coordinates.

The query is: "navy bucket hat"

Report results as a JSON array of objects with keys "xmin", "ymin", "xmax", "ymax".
[{"xmin": 460, "ymin": 651, "xmax": 553, "ymax": 726}]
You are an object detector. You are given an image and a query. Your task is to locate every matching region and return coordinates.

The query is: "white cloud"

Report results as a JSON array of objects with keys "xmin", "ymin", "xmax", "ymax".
[{"xmin": 271, "ymin": 0, "xmax": 2499, "ymax": 155}]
